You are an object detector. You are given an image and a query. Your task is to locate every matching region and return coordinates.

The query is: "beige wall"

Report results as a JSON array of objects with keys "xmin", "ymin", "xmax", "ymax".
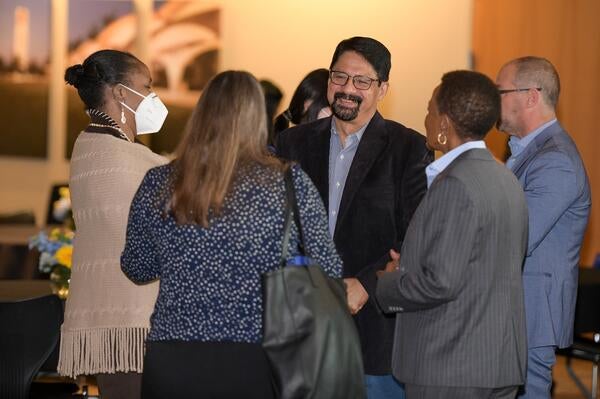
[
  {"xmin": 0, "ymin": 0, "xmax": 472, "ymax": 225},
  {"xmin": 219, "ymin": 0, "xmax": 472, "ymax": 128},
  {"xmin": 473, "ymin": 0, "xmax": 599, "ymax": 265}
]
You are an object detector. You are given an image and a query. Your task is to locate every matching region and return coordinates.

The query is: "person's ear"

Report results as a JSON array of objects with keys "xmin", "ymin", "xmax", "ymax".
[
  {"xmin": 526, "ymin": 88, "xmax": 540, "ymax": 108},
  {"xmin": 112, "ymin": 84, "xmax": 126, "ymax": 103},
  {"xmin": 440, "ymin": 114, "xmax": 450, "ymax": 133},
  {"xmin": 376, "ymin": 81, "xmax": 389, "ymax": 101}
]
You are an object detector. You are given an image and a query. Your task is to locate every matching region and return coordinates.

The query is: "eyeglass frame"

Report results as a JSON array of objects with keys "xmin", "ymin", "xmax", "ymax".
[
  {"xmin": 329, "ymin": 70, "xmax": 381, "ymax": 90},
  {"xmin": 498, "ymin": 87, "xmax": 542, "ymax": 95}
]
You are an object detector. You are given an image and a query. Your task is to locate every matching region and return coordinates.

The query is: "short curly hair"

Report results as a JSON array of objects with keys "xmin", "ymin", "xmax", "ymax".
[{"xmin": 436, "ymin": 70, "xmax": 500, "ymax": 140}]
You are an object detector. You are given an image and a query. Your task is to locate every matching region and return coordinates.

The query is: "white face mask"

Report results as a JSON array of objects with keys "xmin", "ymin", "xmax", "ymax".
[{"xmin": 119, "ymin": 83, "xmax": 168, "ymax": 135}]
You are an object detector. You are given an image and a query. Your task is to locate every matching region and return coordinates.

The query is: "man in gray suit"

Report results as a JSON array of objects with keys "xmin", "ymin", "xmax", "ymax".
[
  {"xmin": 496, "ymin": 56, "xmax": 591, "ymax": 399},
  {"xmin": 376, "ymin": 70, "xmax": 529, "ymax": 399}
]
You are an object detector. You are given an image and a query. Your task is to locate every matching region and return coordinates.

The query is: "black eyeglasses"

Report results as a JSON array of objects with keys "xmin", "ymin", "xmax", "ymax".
[
  {"xmin": 498, "ymin": 87, "xmax": 542, "ymax": 95},
  {"xmin": 329, "ymin": 70, "xmax": 380, "ymax": 90}
]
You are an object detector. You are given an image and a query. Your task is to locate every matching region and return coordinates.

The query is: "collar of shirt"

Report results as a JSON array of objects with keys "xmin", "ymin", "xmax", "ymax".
[
  {"xmin": 330, "ymin": 119, "xmax": 368, "ymax": 147},
  {"xmin": 508, "ymin": 118, "xmax": 558, "ymax": 159},
  {"xmin": 426, "ymin": 140, "xmax": 487, "ymax": 188}
]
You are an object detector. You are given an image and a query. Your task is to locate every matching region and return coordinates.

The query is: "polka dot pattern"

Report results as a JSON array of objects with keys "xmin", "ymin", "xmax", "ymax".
[{"xmin": 121, "ymin": 163, "xmax": 342, "ymax": 343}]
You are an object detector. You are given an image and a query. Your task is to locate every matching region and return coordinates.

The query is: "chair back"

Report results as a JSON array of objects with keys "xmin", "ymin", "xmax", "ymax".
[{"xmin": 0, "ymin": 295, "xmax": 63, "ymax": 399}]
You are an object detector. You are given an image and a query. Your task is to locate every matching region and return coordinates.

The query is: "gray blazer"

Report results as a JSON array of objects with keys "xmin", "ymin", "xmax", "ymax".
[
  {"xmin": 510, "ymin": 122, "xmax": 591, "ymax": 349},
  {"xmin": 376, "ymin": 148, "xmax": 528, "ymax": 388}
]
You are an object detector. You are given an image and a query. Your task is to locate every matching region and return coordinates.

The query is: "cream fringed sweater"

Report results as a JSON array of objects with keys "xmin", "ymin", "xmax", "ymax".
[{"xmin": 58, "ymin": 132, "xmax": 168, "ymax": 377}]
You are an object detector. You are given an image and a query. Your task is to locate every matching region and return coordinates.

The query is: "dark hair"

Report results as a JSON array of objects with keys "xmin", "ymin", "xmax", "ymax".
[
  {"xmin": 64, "ymin": 49, "xmax": 144, "ymax": 109},
  {"xmin": 436, "ymin": 70, "xmax": 500, "ymax": 140},
  {"xmin": 273, "ymin": 68, "xmax": 329, "ymax": 134},
  {"xmin": 329, "ymin": 36, "xmax": 391, "ymax": 82},
  {"xmin": 259, "ymin": 79, "xmax": 283, "ymax": 146}
]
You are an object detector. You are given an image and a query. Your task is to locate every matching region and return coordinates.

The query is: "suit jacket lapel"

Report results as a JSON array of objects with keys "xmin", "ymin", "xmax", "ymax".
[
  {"xmin": 335, "ymin": 112, "xmax": 388, "ymax": 238},
  {"xmin": 305, "ymin": 118, "xmax": 332, "ymax": 208},
  {"xmin": 511, "ymin": 122, "xmax": 562, "ymax": 178}
]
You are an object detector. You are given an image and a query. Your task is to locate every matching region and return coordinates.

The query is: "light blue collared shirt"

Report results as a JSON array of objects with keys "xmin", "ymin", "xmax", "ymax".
[
  {"xmin": 425, "ymin": 141, "xmax": 487, "ymax": 188},
  {"xmin": 506, "ymin": 119, "xmax": 557, "ymax": 169},
  {"xmin": 328, "ymin": 120, "xmax": 368, "ymax": 237}
]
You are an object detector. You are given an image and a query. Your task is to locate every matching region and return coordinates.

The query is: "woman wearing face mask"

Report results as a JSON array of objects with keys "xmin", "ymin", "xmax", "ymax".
[{"xmin": 57, "ymin": 49, "xmax": 168, "ymax": 399}]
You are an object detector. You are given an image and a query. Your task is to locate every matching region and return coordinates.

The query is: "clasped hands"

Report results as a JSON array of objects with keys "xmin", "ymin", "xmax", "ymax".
[
  {"xmin": 376, "ymin": 248, "xmax": 401, "ymax": 278},
  {"xmin": 345, "ymin": 249, "xmax": 401, "ymax": 315}
]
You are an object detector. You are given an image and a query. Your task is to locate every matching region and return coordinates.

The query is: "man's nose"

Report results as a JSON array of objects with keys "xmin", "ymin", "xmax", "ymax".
[{"xmin": 341, "ymin": 79, "xmax": 359, "ymax": 93}]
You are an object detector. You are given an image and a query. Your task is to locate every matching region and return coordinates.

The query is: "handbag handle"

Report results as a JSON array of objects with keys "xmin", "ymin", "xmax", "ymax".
[{"xmin": 280, "ymin": 166, "xmax": 307, "ymax": 266}]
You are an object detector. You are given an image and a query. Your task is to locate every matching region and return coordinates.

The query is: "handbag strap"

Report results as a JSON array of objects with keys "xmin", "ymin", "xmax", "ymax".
[{"xmin": 280, "ymin": 166, "xmax": 306, "ymax": 266}]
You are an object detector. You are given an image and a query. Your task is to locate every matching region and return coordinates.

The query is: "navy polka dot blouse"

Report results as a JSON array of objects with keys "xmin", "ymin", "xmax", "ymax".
[{"xmin": 121, "ymin": 162, "xmax": 342, "ymax": 343}]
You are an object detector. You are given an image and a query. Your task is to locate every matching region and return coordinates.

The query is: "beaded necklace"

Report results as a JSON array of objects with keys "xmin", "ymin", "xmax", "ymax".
[{"xmin": 85, "ymin": 109, "xmax": 133, "ymax": 143}]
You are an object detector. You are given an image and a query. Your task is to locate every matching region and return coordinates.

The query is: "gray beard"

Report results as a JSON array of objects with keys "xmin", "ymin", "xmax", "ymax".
[
  {"xmin": 332, "ymin": 101, "xmax": 360, "ymax": 121},
  {"xmin": 497, "ymin": 118, "xmax": 515, "ymax": 135}
]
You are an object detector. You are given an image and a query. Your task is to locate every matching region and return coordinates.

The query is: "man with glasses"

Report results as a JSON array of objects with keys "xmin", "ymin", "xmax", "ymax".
[
  {"xmin": 277, "ymin": 36, "xmax": 431, "ymax": 399},
  {"xmin": 496, "ymin": 56, "xmax": 591, "ymax": 399}
]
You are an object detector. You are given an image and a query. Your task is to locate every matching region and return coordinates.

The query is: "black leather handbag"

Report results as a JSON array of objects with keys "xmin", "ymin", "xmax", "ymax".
[{"xmin": 262, "ymin": 168, "xmax": 366, "ymax": 399}]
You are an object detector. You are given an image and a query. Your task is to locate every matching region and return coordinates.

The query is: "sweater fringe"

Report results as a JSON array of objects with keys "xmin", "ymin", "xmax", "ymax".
[{"xmin": 58, "ymin": 327, "xmax": 148, "ymax": 377}]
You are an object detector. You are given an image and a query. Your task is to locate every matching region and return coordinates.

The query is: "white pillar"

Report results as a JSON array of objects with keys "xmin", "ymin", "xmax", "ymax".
[
  {"xmin": 133, "ymin": 0, "xmax": 152, "ymax": 63},
  {"xmin": 132, "ymin": 0, "xmax": 153, "ymax": 146},
  {"xmin": 13, "ymin": 6, "xmax": 30, "ymax": 71},
  {"xmin": 46, "ymin": 0, "xmax": 69, "ymax": 192}
]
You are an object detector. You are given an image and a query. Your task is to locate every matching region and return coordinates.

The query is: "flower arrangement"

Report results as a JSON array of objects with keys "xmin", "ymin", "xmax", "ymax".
[{"xmin": 29, "ymin": 227, "xmax": 74, "ymax": 299}]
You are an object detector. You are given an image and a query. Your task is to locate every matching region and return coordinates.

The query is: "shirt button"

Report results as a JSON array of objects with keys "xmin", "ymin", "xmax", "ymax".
[
  {"xmin": 336, "ymin": 182, "xmax": 341, "ymax": 188},
  {"xmin": 332, "ymin": 210, "xmax": 337, "ymax": 216},
  {"xmin": 340, "ymin": 155, "xmax": 345, "ymax": 160}
]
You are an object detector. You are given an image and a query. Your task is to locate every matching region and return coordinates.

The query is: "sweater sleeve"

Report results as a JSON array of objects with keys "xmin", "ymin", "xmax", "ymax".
[
  {"xmin": 291, "ymin": 164, "xmax": 343, "ymax": 278},
  {"xmin": 121, "ymin": 167, "xmax": 162, "ymax": 283}
]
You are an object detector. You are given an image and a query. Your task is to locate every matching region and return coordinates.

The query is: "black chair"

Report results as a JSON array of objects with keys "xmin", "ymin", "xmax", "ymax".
[
  {"xmin": 556, "ymin": 267, "xmax": 600, "ymax": 399},
  {"xmin": 0, "ymin": 294, "xmax": 64, "ymax": 398},
  {"xmin": 558, "ymin": 335, "xmax": 600, "ymax": 399}
]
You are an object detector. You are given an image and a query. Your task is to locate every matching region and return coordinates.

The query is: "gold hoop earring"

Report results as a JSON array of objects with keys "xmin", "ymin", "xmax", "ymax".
[
  {"xmin": 437, "ymin": 133, "xmax": 447, "ymax": 146},
  {"xmin": 121, "ymin": 107, "xmax": 126, "ymax": 124}
]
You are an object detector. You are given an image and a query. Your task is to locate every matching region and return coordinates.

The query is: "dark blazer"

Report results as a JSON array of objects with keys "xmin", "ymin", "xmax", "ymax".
[
  {"xmin": 277, "ymin": 112, "xmax": 431, "ymax": 374},
  {"xmin": 377, "ymin": 148, "xmax": 528, "ymax": 387},
  {"xmin": 510, "ymin": 122, "xmax": 591, "ymax": 349}
]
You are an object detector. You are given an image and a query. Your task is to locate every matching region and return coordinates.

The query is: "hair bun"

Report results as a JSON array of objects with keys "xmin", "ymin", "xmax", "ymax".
[{"xmin": 64, "ymin": 64, "xmax": 85, "ymax": 87}]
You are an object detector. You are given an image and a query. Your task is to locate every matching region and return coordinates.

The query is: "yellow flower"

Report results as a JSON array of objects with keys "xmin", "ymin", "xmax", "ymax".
[
  {"xmin": 49, "ymin": 228, "xmax": 62, "ymax": 240},
  {"xmin": 58, "ymin": 186, "xmax": 70, "ymax": 199},
  {"xmin": 55, "ymin": 245, "xmax": 73, "ymax": 268}
]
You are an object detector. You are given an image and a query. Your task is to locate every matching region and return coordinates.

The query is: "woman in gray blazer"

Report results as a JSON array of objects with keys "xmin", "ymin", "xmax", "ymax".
[{"xmin": 376, "ymin": 70, "xmax": 529, "ymax": 399}]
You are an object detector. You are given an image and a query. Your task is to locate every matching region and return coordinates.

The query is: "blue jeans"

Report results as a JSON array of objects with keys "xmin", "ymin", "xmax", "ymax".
[
  {"xmin": 365, "ymin": 374, "xmax": 405, "ymax": 399},
  {"xmin": 518, "ymin": 346, "xmax": 556, "ymax": 399}
]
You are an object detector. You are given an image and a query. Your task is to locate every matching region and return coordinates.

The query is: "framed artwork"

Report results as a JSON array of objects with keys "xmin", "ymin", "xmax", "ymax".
[
  {"xmin": 65, "ymin": 0, "xmax": 221, "ymax": 158},
  {"xmin": 148, "ymin": 1, "xmax": 221, "ymax": 155},
  {"xmin": 0, "ymin": 0, "xmax": 51, "ymax": 158}
]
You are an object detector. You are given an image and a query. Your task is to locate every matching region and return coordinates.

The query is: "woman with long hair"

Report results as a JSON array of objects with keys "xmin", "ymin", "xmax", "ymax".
[
  {"xmin": 273, "ymin": 68, "xmax": 331, "ymax": 138},
  {"xmin": 121, "ymin": 70, "xmax": 342, "ymax": 398}
]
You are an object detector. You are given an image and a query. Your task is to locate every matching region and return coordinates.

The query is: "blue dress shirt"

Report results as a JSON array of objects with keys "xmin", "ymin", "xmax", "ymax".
[
  {"xmin": 506, "ymin": 119, "xmax": 557, "ymax": 169},
  {"xmin": 425, "ymin": 141, "xmax": 487, "ymax": 188},
  {"xmin": 328, "ymin": 120, "xmax": 368, "ymax": 236}
]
